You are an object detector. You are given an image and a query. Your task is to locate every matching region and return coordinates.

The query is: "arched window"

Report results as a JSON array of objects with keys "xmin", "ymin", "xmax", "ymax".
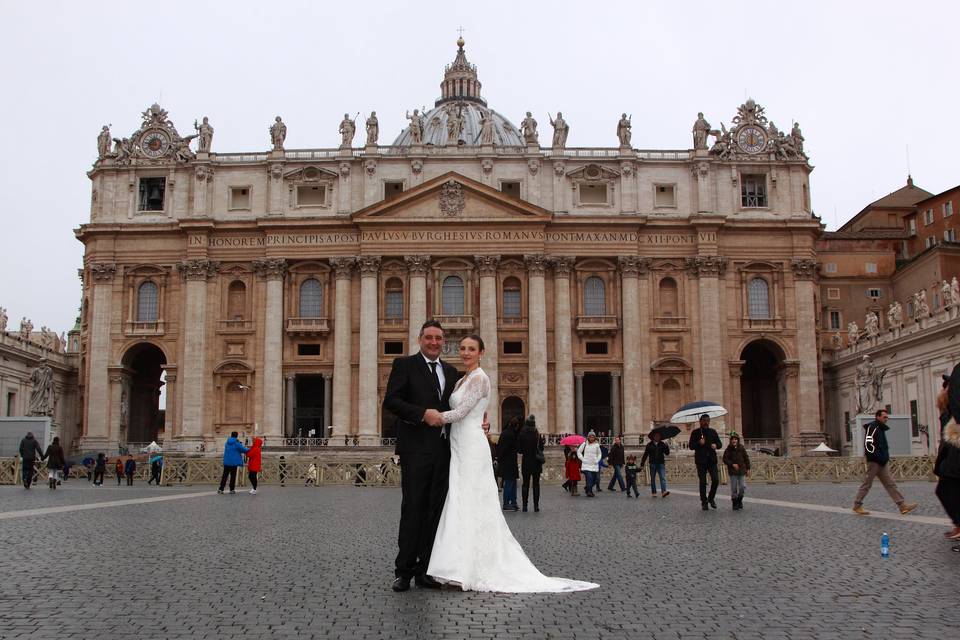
[
  {"xmin": 658, "ymin": 277, "xmax": 678, "ymax": 317},
  {"xmin": 748, "ymin": 277, "xmax": 770, "ymax": 319},
  {"xmin": 137, "ymin": 281, "xmax": 158, "ymax": 322},
  {"xmin": 384, "ymin": 277, "xmax": 404, "ymax": 319},
  {"xmin": 299, "ymin": 278, "xmax": 322, "ymax": 317},
  {"xmin": 584, "ymin": 276, "xmax": 606, "ymax": 315},
  {"xmin": 502, "ymin": 276, "xmax": 521, "ymax": 318},
  {"xmin": 227, "ymin": 281, "xmax": 246, "ymax": 320},
  {"xmin": 442, "ymin": 276, "xmax": 465, "ymax": 315}
]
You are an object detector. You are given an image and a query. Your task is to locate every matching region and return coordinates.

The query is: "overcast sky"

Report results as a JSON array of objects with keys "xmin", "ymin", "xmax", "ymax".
[{"xmin": 1, "ymin": 0, "xmax": 956, "ymax": 334}]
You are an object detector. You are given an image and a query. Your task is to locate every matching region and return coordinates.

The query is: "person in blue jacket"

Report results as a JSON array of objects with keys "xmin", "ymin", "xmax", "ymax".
[{"xmin": 218, "ymin": 431, "xmax": 249, "ymax": 494}]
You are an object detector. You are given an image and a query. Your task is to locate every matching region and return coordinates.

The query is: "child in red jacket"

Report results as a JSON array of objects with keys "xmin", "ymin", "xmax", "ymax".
[
  {"xmin": 246, "ymin": 437, "xmax": 263, "ymax": 494},
  {"xmin": 564, "ymin": 450, "xmax": 581, "ymax": 496}
]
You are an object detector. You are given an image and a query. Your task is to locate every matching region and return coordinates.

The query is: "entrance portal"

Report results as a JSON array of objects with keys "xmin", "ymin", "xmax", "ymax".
[
  {"xmin": 121, "ymin": 343, "xmax": 166, "ymax": 444},
  {"xmin": 739, "ymin": 340, "xmax": 784, "ymax": 442},
  {"xmin": 294, "ymin": 375, "xmax": 325, "ymax": 438},
  {"xmin": 501, "ymin": 396, "xmax": 525, "ymax": 430},
  {"xmin": 582, "ymin": 373, "xmax": 612, "ymax": 436}
]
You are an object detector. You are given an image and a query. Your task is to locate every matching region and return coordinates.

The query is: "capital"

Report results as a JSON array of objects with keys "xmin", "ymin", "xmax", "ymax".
[
  {"xmin": 357, "ymin": 255, "xmax": 381, "ymax": 276},
  {"xmin": 178, "ymin": 259, "xmax": 220, "ymax": 281},
  {"xmin": 550, "ymin": 256, "xmax": 576, "ymax": 278},
  {"xmin": 684, "ymin": 255, "xmax": 727, "ymax": 278},
  {"xmin": 89, "ymin": 263, "xmax": 117, "ymax": 283},
  {"xmin": 791, "ymin": 258, "xmax": 819, "ymax": 280},
  {"xmin": 404, "ymin": 255, "xmax": 431, "ymax": 275},
  {"xmin": 252, "ymin": 258, "xmax": 288, "ymax": 280},
  {"xmin": 474, "ymin": 255, "xmax": 501, "ymax": 276},
  {"xmin": 329, "ymin": 257, "xmax": 356, "ymax": 280},
  {"xmin": 524, "ymin": 254, "xmax": 548, "ymax": 276},
  {"xmin": 617, "ymin": 255, "xmax": 651, "ymax": 277}
]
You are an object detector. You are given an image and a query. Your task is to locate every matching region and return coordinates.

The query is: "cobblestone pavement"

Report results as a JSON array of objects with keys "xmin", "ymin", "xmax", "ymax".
[{"xmin": 0, "ymin": 478, "xmax": 957, "ymax": 639}]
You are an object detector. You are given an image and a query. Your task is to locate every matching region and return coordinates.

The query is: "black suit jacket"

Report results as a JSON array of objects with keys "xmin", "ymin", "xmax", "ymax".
[{"xmin": 383, "ymin": 353, "xmax": 462, "ymax": 455}]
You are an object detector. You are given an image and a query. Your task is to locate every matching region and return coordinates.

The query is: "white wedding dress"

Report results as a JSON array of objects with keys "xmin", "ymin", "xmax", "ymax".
[{"xmin": 426, "ymin": 368, "xmax": 598, "ymax": 593}]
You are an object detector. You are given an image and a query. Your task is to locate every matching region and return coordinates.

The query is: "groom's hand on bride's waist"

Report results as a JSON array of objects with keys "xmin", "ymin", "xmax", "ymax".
[{"xmin": 423, "ymin": 409, "xmax": 445, "ymax": 427}]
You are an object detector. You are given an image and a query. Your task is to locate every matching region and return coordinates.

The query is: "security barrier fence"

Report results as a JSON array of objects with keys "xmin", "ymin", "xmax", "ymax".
[{"xmin": 0, "ymin": 455, "xmax": 936, "ymax": 487}]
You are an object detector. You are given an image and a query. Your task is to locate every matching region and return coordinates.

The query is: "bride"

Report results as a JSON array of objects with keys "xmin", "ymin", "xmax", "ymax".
[{"xmin": 426, "ymin": 334, "xmax": 598, "ymax": 593}]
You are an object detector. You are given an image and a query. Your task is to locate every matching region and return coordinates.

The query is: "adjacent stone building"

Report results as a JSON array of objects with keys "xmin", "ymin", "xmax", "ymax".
[{"xmin": 76, "ymin": 38, "xmax": 823, "ymax": 454}]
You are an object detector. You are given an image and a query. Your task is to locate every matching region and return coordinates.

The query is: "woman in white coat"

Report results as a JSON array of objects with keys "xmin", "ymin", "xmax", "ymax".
[{"xmin": 577, "ymin": 431, "xmax": 602, "ymax": 497}]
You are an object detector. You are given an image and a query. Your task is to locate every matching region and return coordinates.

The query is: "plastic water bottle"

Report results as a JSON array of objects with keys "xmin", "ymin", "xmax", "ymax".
[{"xmin": 881, "ymin": 532, "xmax": 890, "ymax": 559}]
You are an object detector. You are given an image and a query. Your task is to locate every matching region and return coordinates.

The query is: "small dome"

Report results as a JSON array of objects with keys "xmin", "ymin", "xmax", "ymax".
[{"xmin": 392, "ymin": 102, "xmax": 524, "ymax": 147}]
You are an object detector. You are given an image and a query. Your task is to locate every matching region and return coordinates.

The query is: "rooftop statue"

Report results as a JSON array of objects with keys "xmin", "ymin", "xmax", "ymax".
[
  {"xmin": 270, "ymin": 116, "xmax": 287, "ymax": 151},
  {"xmin": 405, "ymin": 109, "xmax": 425, "ymax": 144},
  {"xmin": 549, "ymin": 112, "xmax": 568, "ymax": 149},
  {"xmin": 339, "ymin": 113, "xmax": 357, "ymax": 148},
  {"xmin": 20, "ymin": 317, "xmax": 33, "ymax": 341},
  {"xmin": 446, "ymin": 104, "xmax": 464, "ymax": 145},
  {"xmin": 847, "ymin": 320, "xmax": 859, "ymax": 346},
  {"xmin": 616, "ymin": 113, "xmax": 631, "ymax": 147},
  {"xmin": 365, "ymin": 112, "xmax": 379, "ymax": 146},
  {"xmin": 864, "ymin": 311, "xmax": 880, "ymax": 338},
  {"xmin": 692, "ymin": 112, "xmax": 710, "ymax": 150},
  {"xmin": 478, "ymin": 109, "xmax": 494, "ymax": 145},
  {"xmin": 97, "ymin": 125, "xmax": 112, "ymax": 159},
  {"xmin": 520, "ymin": 111, "xmax": 538, "ymax": 145},
  {"xmin": 886, "ymin": 300, "xmax": 903, "ymax": 328},
  {"xmin": 194, "ymin": 116, "xmax": 214, "ymax": 152},
  {"xmin": 0, "ymin": 306, "xmax": 6, "ymax": 332}
]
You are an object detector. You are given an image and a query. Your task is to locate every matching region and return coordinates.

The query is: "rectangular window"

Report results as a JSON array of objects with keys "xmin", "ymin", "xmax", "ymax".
[
  {"xmin": 384, "ymin": 290, "xmax": 403, "ymax": 319},
  {"xmin": 502, "ymin": 289, "xmax": 521, "ymax": 318},
  {"xmin": 500, "ymin": 181, "xmax": 521, "ymax": 199},
  {"xmin": 229, "ymin": 187, "xmax": 251, "ymax": 210},
  {"xmin": 827, "ymin": 288, "xmax": 840, "ymax": 300},
  {"xmin": 908, "ymin": 219, "xmax": 917, "ymax": 236},
  {"xmin": 909, "ymin": 399, "xmax": 919, "ymax": 438},
  {"xmin": 865, "ymin": 262, "xmax": 877, "ymax": 274},
  {"xmin": 502, "ymin": 340, "xmax": 523, "ymax": 355},
  {"xmin": 297, "ymin": 185, "xmax": 326, "ymax": 206},
  {"xmin": 297, "ymin": 344, "xmax": 321, "ymax": 356},
  {"xmin": 740, "ymin": 174, "xmax": 767, "ymax": 208},
  {"xmin": 925, "ymin": 236, "xmax": 936, "ymax": 249},
  {"xmin": 585, "ymin": 341, "xmax": 608, "ymax": 355},
  {"xmin": 945, "ymin": 201, "xmax": 954, "ymax": 217},
  {"xmin": 138, "ymin": 177, "xmax": 166, "ymax": 212},
  {"xmin": 384, "ymin": 181, "xmax": 404, "ymax": 201},
  {"xmin": 824, "ymin": 263, "xmax": 837, "ymax": 273},
  {"xmin": 924, "ymin": 208, "xmax": 935, "ymax": 225},
  {"xmin": 829, "ymin": 310, "xmax": 841, "ymax": 330},
  {"xmin": 654, "ymin": 184, "xmax": 676, "ymax": 207},
  {"xmin": 866, "ymin": 288, "xmax": 882, "ymax": 299},
  {"xmin": 945, "ymin": 229, "xmax": 956, "ymax": 243},
  {"xmin": 383, "ymin": 341, "xmax": 404, "ymax": 355},
  {"xmin": 6, "ymin": 392, "xmax": 15, "ymax": 417},
  {"xmin": 579, "ymin": 183, "xmax": 608, "ymax": 205}
]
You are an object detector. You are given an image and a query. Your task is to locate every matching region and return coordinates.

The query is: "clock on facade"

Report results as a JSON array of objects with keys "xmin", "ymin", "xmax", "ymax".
[
  {"xmin": 140, "ymin": 129, "xmax": 170, "ymax": 158},
  {"xmin": 736, "ymin": 125, "xmax": 767, "ymax": 154}
]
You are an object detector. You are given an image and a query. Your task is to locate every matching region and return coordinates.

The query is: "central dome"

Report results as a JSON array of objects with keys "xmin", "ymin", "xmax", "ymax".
[{"xmin": 392, "ymin": 38, "xmax": 524, "ymax": 147}]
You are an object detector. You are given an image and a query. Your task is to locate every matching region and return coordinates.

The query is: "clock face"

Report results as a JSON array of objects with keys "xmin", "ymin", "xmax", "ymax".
[
  {"xmin": 737, "ymin": 125, "xmax": 767, "ymax": 154},
  {"xmin": 140, "ymin": 129, "xmax": 170, "ymax": 158}
]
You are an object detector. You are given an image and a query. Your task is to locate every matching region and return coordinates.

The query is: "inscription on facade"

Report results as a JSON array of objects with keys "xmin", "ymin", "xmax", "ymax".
[{"xmin": 641, "ymin": 231, "xmax": 716, "ymax": 245}]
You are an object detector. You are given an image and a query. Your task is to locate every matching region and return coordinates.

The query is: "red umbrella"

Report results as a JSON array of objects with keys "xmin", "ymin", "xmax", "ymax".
[{"xmin": 559, "ymin": 434, "xmax": 586, "ymax": 447}]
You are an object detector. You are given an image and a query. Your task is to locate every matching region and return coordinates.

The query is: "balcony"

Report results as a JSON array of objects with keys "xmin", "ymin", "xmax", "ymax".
[
  {"xmin": 575, "ymin": 315, "xmax": 619, "ymax": 336},
  {"xmin": 124, "ymin": 320, "xmax": 165, "ymax": 337},
  {"xmin": 379, "ymin": 316, "xmax": 407, "ymax": 331},
  {"xmin": 434, "ymin": 315, "xmax": 474, "ymax": 331},
  {"xmin": 286, "ymin": 317, "xmax": 330, "ymax": 336},
  {"xmin": 742, "ymin": 317, "xmax": 784, "ymax": 331},
  {"xmin": 499, "ymin": 315, "xmax": 527, "ymax": 330},
  {"xmin": 653, "ymin": 315, "xmax": 687, "ymax": 330},
  {"xmin": 217, "ymin": 319, "xmax": 254, "ymax": 334}
]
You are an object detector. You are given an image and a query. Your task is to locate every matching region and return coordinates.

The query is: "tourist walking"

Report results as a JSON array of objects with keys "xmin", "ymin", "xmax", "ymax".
[
  {"xmin": 497, "ymin": 417, "xmax": 520, "ymax": 511},
  {"xmin": 606, "ymin": 435, "xmax": 626, "ymax": 492},
  {"xmin": 43, "ymin": 436, "xmax": 65, "ymax": 490},
  {"xmin": 722, "ymin": 433, "xmax": 751, "ymax": 510},
  {"xmin": 18, "ymin": 431, "xmax": 43, "ymax": 489},
  {"xmin": 577, "ymin": 431, "xmax": 602, "ymax": 498},
  {"xmin": 689, "ymin": 414, "xmax": 722, "ymax": 510},
  {"xmin": 115, "ymin": 458, "xmax": 124, "ymax": 485},
  {"xmin": 147, "ymin": 454, "xmax": 163, "ymax": 486},
  {"xmin": 564, "ymin": 449, "xmax": 581, "ymax": 496},
  {"xmin": 93, "ymin": 453, "xmax": 106, "ymax": 486},
  {"xmin": 852, "ymin": 409, "xmax": 917, "ymax": 515},
  {"xmin": 218, "ymin": 431, "xmax": 248, "ymax": 494},
  {"xmin": 305, "ymin": 462, "xmax": 318, "ymax": 486},
  {"xmin": 518, "ymin": 415, "xmax": 544, "ymax": 512},
  {"xmin": 935, "ymin": 418, "xmax": 960, "ymax": 540},
  {"xmin": 124, "ymin": 456, "xmax": 136, "ymax": 486},
  {"xmin": 624, "ymin": 455, "xmax": 641, "ymax": 498},
  {"xmin": 246, "ymin": 437, "xmax": 263, "ymax": 494},
  {"xmin": 640, "ymin": 430, "xmax": 671, "ymax": 498}
]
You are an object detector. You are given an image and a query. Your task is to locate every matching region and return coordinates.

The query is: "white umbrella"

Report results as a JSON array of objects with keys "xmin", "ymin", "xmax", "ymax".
[
  {"xmin": 140, "ymin": 441, "xmax": 163, "ymax": 453},
  {"xmin": 809, "ymin": 442, "xmax": 837, "ymax": 453},
  {"xmin": 670, "ymin": 400, "xmax": 728, "ymax": 424}
]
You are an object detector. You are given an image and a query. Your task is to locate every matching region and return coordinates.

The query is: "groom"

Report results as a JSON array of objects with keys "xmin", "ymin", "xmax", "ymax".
[{"xmin": 383, "ymin": 319, "xmax": 461, "ymax": 592}]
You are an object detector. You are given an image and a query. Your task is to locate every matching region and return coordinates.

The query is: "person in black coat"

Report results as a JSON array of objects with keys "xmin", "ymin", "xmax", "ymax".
[
  {"xmin": 497, "ymin": 417, "xmax": 520, "ymax": 511},
  {"xmin": 18, "ymin": 432, "xmax": 43, "ymax": 489},
  {"xmin": 517, "ymin": 415, "xmax": 544, "ymax": 512},
  {"xmin": 935, "ymin": 419, "xmax": 960, "ymax": 541},
  {"xmin": 689, "ymin": 414, "xmax": 722, "ymax": 510},
  {"xmin": 43, "ymin": 436, "xmax": 65, "ymax": 490},
  {"xmin": 93, "ymin": 453, "xmax": 106, "ymax": 486},
  {"xmin": 382, "ymin": 320, "xmax": 462, "ymax": 593}
]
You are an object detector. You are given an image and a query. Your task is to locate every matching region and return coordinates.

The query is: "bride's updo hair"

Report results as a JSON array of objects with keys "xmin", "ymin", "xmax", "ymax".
[{"xmin": 460, "ymin": 334, "xmax": 485, "ymax": 352}]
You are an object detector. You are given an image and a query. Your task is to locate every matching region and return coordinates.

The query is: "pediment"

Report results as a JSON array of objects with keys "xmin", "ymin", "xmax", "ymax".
[
  {"xmin": 284, "ymin": 166, "xmax": 338, "ymax": 182},
  {"xmin": 352, "ymin": 172, "xmax": 552, "ymax": 223},
  {"xmin": 565, "ymin": 163, "xmax": 620, "ymax": 180}
]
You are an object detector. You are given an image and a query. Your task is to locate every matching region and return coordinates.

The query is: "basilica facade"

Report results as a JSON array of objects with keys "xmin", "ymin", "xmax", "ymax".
[{"xmin": 77, "ymin": 39, "xmax": 823, "ymax": 454}]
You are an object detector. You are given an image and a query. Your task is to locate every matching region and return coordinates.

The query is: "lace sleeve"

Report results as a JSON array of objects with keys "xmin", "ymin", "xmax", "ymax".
[{"xmin": 440, "ymin": 371, "xmax": 489, "ymax": 424}]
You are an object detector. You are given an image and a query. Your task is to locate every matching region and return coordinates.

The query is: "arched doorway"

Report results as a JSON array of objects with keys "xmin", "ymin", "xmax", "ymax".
[
  {"xmin": 739, "ymin": 340, "xmax": 785, "ymax": 444},
  {"xmin": 501, "ymin": 396, "xmax": 525, "ymax": 430},
  {"xmin": 121, "ymin": 343, "xmax": 167, "ymax": 444}
]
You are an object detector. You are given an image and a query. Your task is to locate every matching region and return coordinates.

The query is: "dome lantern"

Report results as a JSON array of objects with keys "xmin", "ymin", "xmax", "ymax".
[{"xmin": 438, "ymin": 37, "xmax": 485, "ymax": 107}]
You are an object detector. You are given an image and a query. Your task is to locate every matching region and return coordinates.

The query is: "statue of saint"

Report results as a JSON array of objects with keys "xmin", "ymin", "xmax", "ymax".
[
  {"xmin": 865, "ymin": 312, "xmax": 880, "ymax": 338},
  {"xmin": 549, "ymin": 112, "xmax": 568, "ymax": 148},
  {"xmin": 194, "ymin": 116, "xmax": 214, "ymax": 152},
  {"xmin": 915, "ymin": 289, "xmax": 930, "ymax": 319},
  {"xmin": 0, "ymin": 306, "xmax": 6, "ymax": 332},
  {"xmin": 887, "ymin": 300, "xmax": 903, "ymax": 328},
  {"xmin": 28, "ymin": 361, "xmax": 55, "ymax": 417},
  {"xmin": 97, "ymin": 125, "xmax": 112, "ymax": 159},
  {"xmin": 339, "ymin": 113, "xmax": 356, "ymax": 148},
  {"xmin": 446, "ymin": 105, "xmax": 464, "ymax": 145},
  {"xmin": 791, "ymin": 122, "xmax": 805, "ymax": 156},
  {"xmin": 19, "ymin": 317, "xmax": 33, "ymax": 341},
  {"xmin": 847, "ymin": 320, "xmax": 859, "ymax": 345},
  {"xmin": 855, "ymin": 355, "xmax": 885, "ymax": 414},
  {"xmin": 942, "ymin": 280, "xmax": 953, "ymax": 309},
  {"xmin": 692, "ymin": 112, "xmax": 711, "ymax": 150},
  {"xmin": 520, "ymin": 111, "xmax": 538, "ymax": 145},
  {"xmin": 365, "ymin": 111, "xmax": 379, "ymax": 146},
  {"xmin": 59, "ymin": 332, "xmax": 66, "ymax": 352},
  {"xmin": 270, "ymin": 116, "xmax": 287, "ymax": 150},
  {"xmin": 831, "ymin": 331, "xmax": 843, "ymax": 349},
  {"xmin": 478, "ymin": 109, "xmax": 494, "ymax": 145},
  {"xmin": 616, "ymin": 113, "xmax": 632, "ymax": 147},
  {"xmin": 405, "ymin": 109, "xmax": 424, "ymax": 144},
  {"xmin": 951, "ymin": 276, "xmax": 960, "ymax": 309}
]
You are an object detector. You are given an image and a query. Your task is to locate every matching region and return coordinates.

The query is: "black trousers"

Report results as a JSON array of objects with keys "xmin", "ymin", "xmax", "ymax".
[
  {"xmin": 522, "ymin": 469, "xmax": 541, "ymax": 508},
  {"xmin": 219, "ymin": 465, "xmax": 238, "ymax": 491},
  {"xmin": 248, "ymin": 471, "xmax": 258, "ymax": 490},
  {"xmin": 696, "ymin": 461, "xmax": 719, "ymax": 502},
  {"xmin": 93, "ymin": 470, "xmax": 104, "ymax": 485},
  {"xmin": 936, "ymin": 476, "xmax": 960, "ymax": 526},
  {"xmin": 125, "ymin": 472, "xmax": 134, "ymax": 486},
  {"xmin": 395, "ymin": 451, "xmax": 449, "ymax": 579},
  {"xmin": 21, "ymin": 461, "xmax": 35, "ymax": 488}
]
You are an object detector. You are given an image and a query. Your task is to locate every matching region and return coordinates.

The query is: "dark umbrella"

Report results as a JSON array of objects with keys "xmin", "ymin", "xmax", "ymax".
[{"xmin": 648, "ymin": 425, "xmax": 681, "ymax": 440}]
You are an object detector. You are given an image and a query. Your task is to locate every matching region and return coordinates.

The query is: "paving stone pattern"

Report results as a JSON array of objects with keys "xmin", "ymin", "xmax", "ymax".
[{"xmin": 0, "ymin": 479, "xmax": 956, "ymax": 639}]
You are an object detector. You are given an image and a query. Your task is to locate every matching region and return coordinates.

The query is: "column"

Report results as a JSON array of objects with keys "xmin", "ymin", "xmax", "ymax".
[
  {"xmin": 474, "ymin": 255, "xmax": 500, "ymax": 432},
  {"xmin": 330, "ymin": 258, "xmax": 355, "ymax": 436},
  {"xmin": 83, "ymin": 263, "xmax": 116, "ymax": 448},
  {"xmin": 323, "ymin": 373, "xmax": 333, "ymax": 436},
  {"xmin": 551, "ymin": 257, "xmax": 576, "ymax": 435},
  {"xmin": 404, "ymin": 255, "xmax": 430, "ymax": 354},
  {"xmin": 575, "ymin": 372, "xmax": 584, "ymax": 434},
  {"xmin": 284, "ymin": 375, "xmax": 295, "ymax": 437},
  {"xmin": 617, "ymin": 256, "xmax": 650, "ymax": 437},
  {"xmin": 254, "ymin": 258, "xmax": 287, "ymax": 440},
  {"xmin": 727, "ymin": 361, "xmax": 745, "ymax": 435},
  {"xmin": 178, "ymin": 259, "xmax": 218, "ymax": 444},
  {"xmin": 694, "ymin": 161, "xmax": 711, "ymax": 213},
  {"xmin": 791, "ymin": 258, "xmax": 824, "ymax": 447},
  {"xmin": 357, "ymin": 255, "xmax": 381, "ymax": 444},
  {"xmin": 525, "ymin": 255, "xmax": 549, "ymax": 425},
  {"xmin": 610, "ymin": 372, "xmax": 621, "ymax": 434},
  {"xmin": 688, "ymin": 255, "xmax": 727, "ymax": 411},
  {"xmin": 160, "ymin": 365, "xmax": 178, "ymax": 441},
  {"xmin": 108, "ymin": 368, "xmax": 125, "ymax": 444}
]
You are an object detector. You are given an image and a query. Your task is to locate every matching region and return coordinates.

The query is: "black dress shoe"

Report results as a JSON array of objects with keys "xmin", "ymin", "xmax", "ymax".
[
  {"xmin": 534, "ymin": 506, "xmax": 540, "ymax": 512},
  {"xmin": 701, "ymin": 502, "xmax": 709, "ymax": 511},
  {"xmin": 709, "ymin": 499, "xmax": 717, "ymax": 509},
  {"xmin": 415, "ymin": 575, "xmax": 442, "ymax": 589},
  {"xmin": 392, "ymin": 577, "xmax": 410, "ymax": 592}
]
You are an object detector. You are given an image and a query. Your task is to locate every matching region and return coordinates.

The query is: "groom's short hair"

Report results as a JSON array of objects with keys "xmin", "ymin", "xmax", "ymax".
[{"xmin": 420, "ymin": 319, "xmax": 444, "ymax": 336}]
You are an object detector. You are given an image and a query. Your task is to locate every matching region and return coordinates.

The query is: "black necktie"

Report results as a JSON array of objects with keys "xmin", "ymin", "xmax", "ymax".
[{"xmin": 428, "ymin": 362, "xmax": 442, "ymax": 399}]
